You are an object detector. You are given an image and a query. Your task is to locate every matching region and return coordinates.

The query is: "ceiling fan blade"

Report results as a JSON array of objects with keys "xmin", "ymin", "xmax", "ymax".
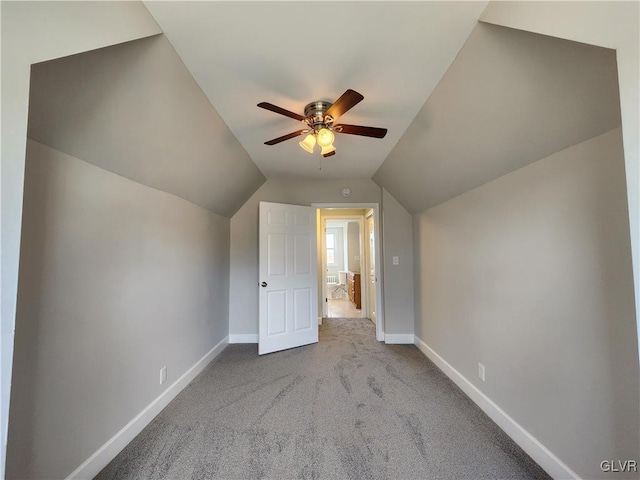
[
  {"xmin": 322, "ymin": 150, "xmax": 336, "ymax": 158},
  {"xmin": 335, "ymin": 124, "xmax": 387, "ymax": 139},
  {"xmin": 257, "ymin": 102, "xmax": 306, "ymax": 122},
  {"xmin": 325, "ymin": 89, "xmax": 364, "ymax": 120},
  {"xmin": 264, "ymin": 129, "xmax": 308, "ymax": 145}
]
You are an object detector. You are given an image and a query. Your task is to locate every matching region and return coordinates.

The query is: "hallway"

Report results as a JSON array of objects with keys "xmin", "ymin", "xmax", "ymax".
[
  {"xmin": 327, "ymin": 297, "xmax": 363, "ymax": 319},
  {"xmin": 326, "ymin": 279, "xmax": 363, "ymax": 319}
]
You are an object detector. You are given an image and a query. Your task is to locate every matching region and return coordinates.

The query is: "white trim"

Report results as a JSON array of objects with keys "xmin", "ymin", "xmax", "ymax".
[
  {"xmin": 384, "ymin": 333, "xmax": 415, "ymax": 344},
  {"xmin": 413, "ymin": 335, "xmax": 580, "ymax": 480},
  {"xmin": 365, "ymin": 209, "xmax": 384, "ymax": 341},
  {"xmin": 318, "ymin": 316, "xmax": 323, "ymax": 326},
  {"xmin": 321, "ymin": 216, "xmax": 328, "ymax": 318},
  {"xmin": 228, "ymin": 333, "xmax": 258, "ymax": 344},
  {"xmin": 66, "ymin": 336, "xmax": 229, "ymax": 480},
  {"xmin": 358, "ymin": 216, "xmax": 367, "ymax": 323},
  {"xmin": 313, "ymin": 203, "xmax": 378, "ymax": 209}
]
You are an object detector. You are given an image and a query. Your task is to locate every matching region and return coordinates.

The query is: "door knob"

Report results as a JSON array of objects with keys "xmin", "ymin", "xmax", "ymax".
[{"xmin": 261, "ymin": 281, "xmax": 267, "ymax": 287}]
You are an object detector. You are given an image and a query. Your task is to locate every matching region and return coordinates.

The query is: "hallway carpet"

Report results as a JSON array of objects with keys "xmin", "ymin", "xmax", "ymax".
[{"xmin": 96, "ymin": 319, "xmax": 549, "ymax": 479}]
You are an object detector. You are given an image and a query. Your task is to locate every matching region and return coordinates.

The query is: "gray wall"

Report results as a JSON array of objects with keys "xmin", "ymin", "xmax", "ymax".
[
  {"xmin": 374, "ymin": 22, "xmax": 622, "ymax": 214},
  {"xmin": 381, "ymin": 189, "xmax": 414, "ymax": 336},
  {"xmin": 1, "ymin": 5, "xmax": 162, "ymax": 472},
  {"xmin": 413, "ymin": 128, "xmax": 639, "ymax": 479},
  {"xmin": 479, "ymin": 1, "xmax": 640, "ymax": 372},
  {"xmin": 7, "ymin": 140, "xmax": 230, "ymax": 479},
  {"xmin": 347, "ymin": 222, "xmax": 361, "ymax": 273},
  {"xmin": 27, "ymin": 34, "xmax": 265, "ymax": 217},
  {"xmin": 229, "ymin": 179, "xmax": 381, "ymax": 336}
]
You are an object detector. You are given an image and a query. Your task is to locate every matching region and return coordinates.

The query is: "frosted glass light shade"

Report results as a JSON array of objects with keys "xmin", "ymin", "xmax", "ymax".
[
  {"xmin": 299, "ymin": 134, "xmax": 316, "ymax": 153},
  {"xmin": 316, "ymin": 128, "xmax": 335, "ymax": 148},
  {"xmin": 321, "ymin": 144, "xmax": 336, "ymax": 156}
]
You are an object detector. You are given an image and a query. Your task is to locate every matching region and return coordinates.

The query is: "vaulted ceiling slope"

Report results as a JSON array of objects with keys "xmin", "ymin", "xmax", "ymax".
[
  {"xmin": 143, "ymin": 1, "xmax": 487, "ymax": 180},
  {"xmin": 27, "ymin": 34, "xmax": 265, "ymax": 218},
  {"xmin": 373, "ymin": 22, "xmax": 622, "ymax": 214}
]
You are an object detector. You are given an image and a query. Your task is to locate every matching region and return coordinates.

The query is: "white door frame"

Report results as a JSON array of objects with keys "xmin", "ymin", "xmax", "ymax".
[
  {"xmin": 364, "ymin": 209, "xmax": 377, "ymax": 324},
  {"xmin": 314, "ymin": 203, "xmax": 384, "ymax": 341}
]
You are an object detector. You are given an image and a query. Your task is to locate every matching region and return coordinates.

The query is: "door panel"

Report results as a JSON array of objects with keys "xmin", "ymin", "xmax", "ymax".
[
  {"xmin": 268, "ymin": 233, "xmax": 286, "ymax": 276},
  {"xmin": 259, "ymin": 202, "xmax": 318, "ymax": 355},
  {"xmin": 293, "ymin": 288, "xmax": 312, "ymax": 331},
  {"xmin": 294, "ymin": 234, "xmax": 311, "ymax": 274},
  {"xmin": 267, "ymin": 290, "xmax": 286, "ymax": 335}
]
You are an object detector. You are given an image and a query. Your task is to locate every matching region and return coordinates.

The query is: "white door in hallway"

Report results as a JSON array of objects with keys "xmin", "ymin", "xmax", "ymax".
[
  {"xmin": 259, "ymin": 202, "xmax": 318, "ymax": 355},
  {"xmin": 366, "ymin": 212, "xmax": 377, "ymax": 325}
]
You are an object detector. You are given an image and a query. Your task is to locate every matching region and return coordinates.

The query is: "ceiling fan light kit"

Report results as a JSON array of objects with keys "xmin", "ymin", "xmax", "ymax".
[
  {"xmin": 320, "ymin": 144, "xmax": 336, "ymax": 156},
  {"xmin": 257, "ymin": 89, "xmax": 388, "ymax": 159},
  {"xmin": 299, "ymin": 134, "xmax": 316, "ymax": 153},
  {"xmin": 316, "ymin": 127, "xmax": 335, "ymax": 148}
]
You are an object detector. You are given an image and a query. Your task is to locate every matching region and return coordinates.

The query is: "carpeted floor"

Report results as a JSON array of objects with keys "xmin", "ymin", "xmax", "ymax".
[{"xmin": 96, "ymin": 318, "xmax": 550, "ymax": 479}]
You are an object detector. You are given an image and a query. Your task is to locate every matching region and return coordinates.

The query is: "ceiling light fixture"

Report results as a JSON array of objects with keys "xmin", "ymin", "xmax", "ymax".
[
  {"xmin": 320, "ymin": 144, "xmax": 336, "ymax": 156},
  {"xmin": 316, "ymin": 128, "xmax": 335, "ymax": 148},
  {"xmin": 296, "ymin": 101, "xmax": 337, "ymax": 157},
  {"xmin": 299, "ymin": 134, "xmax": 316, "ymax": 153},
  {"xmin": 301, "ymin": 126, "xmax": 335, "ymax": 155},
  {"xmin": 258, "ymin": 89, "xmax": 388, "ymax": 159}
]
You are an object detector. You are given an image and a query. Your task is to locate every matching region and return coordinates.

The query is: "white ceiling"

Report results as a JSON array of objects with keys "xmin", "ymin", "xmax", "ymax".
[{"xmin": 143, "ymin": 1, "xmax": 488, "ymax": 180}]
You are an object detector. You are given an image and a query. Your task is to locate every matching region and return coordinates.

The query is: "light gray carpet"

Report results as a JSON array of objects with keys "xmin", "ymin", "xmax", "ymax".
[{"xmin": 96, "ymin": 318, "xmax": 550, "ymax": 479}]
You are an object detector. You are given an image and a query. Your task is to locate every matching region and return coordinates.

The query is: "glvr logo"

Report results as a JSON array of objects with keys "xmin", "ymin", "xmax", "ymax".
[{"xmin": 600, "ymin": 460, "xmax": 638, "ymax": 473}]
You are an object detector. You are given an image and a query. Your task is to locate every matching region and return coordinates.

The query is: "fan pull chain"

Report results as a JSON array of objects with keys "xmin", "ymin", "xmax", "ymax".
[{"xmin": 319, "ymin": 156, "xmax": 322, "ymax": 171}]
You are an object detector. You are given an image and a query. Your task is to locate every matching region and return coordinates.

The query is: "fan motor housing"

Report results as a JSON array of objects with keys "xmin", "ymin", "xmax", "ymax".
[{"xmin": 304, "ymin": 101, "xmax": 333, "ymax": 127}]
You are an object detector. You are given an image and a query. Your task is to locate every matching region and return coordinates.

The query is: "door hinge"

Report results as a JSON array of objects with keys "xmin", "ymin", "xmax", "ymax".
[{"xmin": 325, "ymin": 298, "xmax": 328, "ymax": 302}]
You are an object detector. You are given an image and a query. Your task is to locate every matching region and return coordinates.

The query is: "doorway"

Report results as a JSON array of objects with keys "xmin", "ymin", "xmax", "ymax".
[
  {"xmin": 324, "ymin": 216, "xmax": 364, "ymax": 319},
  {"xmin": 315, "ymin": 204, "xmax": 384, "ymax": 341}
]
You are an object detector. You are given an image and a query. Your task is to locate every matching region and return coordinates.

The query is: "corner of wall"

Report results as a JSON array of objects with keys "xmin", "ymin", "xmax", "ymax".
[
  {"xmin": 413, "ymin": 335, "xmax": 579, "ymax": 479},
  {"xmin": 381, "ymin": 188, "xmax": 415, "ymax": 336},
  {"xmin": 67, "ymin": 337, "xmax": 229, "ymax": 479}
]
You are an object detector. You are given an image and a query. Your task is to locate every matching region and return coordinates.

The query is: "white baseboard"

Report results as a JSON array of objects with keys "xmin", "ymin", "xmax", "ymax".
[
  {"xmin": 66, "ymin": 336, "xmax": 229, "ymax": 480},
  {"xmin": 229, "ymin": 333, "xmax": 258, "ymax": 343},
  {"xmin": 413, "ymin": 336, "xmax": 579, "ymax": 480},
  {"xmin": 384, "ymin": 333, "xmax": 415, "ymax": 344}
]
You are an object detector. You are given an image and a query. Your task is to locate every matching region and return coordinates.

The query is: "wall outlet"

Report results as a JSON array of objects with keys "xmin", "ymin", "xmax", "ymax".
[
  {"xmin": 392, "ymin": 256, "xmax": 399, "ymax": 265},
  {"xmin": 478, "ymin": 363, "xmax": 485, "ymax": 382},
  {"xmin": 160, "ymin": 366, "xmax": 167, "ymax": 385}
]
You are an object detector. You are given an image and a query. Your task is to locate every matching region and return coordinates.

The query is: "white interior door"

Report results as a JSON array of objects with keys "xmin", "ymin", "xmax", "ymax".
[
  {"xmin": 259, "ymin": 202, "xmax": 318, "ymax": 355},
  {"xmin": 366, "ymin": 213, "xmax": 377, "ymax": 324}
]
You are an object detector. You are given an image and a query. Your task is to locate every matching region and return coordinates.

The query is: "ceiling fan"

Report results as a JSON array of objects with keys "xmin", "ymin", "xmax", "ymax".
[{"xmin": 257, "ymin": 89, "xmax": 387, "ymax": 158}]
